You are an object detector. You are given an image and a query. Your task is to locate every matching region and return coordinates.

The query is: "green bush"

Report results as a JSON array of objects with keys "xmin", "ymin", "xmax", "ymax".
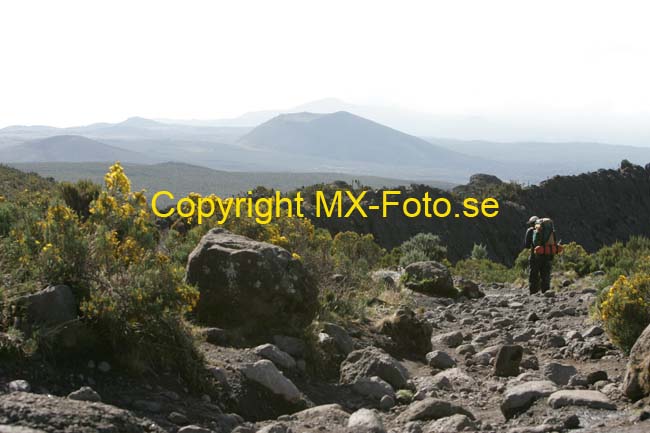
[
  {"xmin": 555, "ymin": 242, "xmax": 596, "ymax": 276},
  {"xmin": 398, "ymin": 233, "xmax": 446, "ymax": 266},
  {"xmin": 470, "ymin": 243, "xmax": 489, "ymax": 260}
]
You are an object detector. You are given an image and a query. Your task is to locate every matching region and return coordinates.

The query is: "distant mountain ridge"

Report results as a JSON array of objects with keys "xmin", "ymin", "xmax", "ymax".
[{"xmin": 0, "ymin": 135, "xmax": 152, "ymax": 163}]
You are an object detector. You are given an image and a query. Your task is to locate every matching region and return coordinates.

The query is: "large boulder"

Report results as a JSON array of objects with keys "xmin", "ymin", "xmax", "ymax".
[
  {"xmin": 402, "ymin": 261, "xmax": 458, "ymax": 298},
  {"xmin": 186, "ymin": 229, "xmax": 318, "ymax": 335},
  {"xmin": 340, "ymin": 346, "xmax": 409, "ymax": 389},
  {"xmin": 624, "ymin": 323, "xmax": 650, "ymax": 401}
]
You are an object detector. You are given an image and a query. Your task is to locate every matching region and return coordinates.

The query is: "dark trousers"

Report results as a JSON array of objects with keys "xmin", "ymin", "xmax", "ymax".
[{"xmin": 529, "ymin": 253, "xmax": 552, "ymax": 294}]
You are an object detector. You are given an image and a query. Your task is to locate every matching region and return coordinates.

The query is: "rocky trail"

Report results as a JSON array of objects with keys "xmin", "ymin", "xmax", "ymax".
[{"xmin": 2, "ymin": 275, "xmax": 649, "ymax": 433}]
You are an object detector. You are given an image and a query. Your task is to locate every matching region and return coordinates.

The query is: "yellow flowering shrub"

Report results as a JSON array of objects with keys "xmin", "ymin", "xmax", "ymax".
[
  {"xmin": 598, "ymin": 273, "xmax": 650, "ymax": 353},
  {"xmin": 0, "ymin": 163, "xmax": 202, "ymax": 387}
]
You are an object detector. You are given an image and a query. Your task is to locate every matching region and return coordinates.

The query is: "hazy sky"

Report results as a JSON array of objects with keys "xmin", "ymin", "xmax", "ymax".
[{"xmin": 1, "ymin": 0, "xmax": 649, "ymax": 128}]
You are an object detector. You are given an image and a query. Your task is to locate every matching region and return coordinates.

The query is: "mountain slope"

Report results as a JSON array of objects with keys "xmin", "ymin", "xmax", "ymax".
[
  {"xmin": 0, "ymin": 135, "xmax": 152, "ymax": 163},
  {"xmin": 238, "ymin": 111, "xmax": 494, "ymax": 169}
]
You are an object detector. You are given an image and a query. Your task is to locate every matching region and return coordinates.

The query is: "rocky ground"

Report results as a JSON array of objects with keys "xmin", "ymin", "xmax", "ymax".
[{"xmin": 2, "ymin": 272, "xmax": 650, "ymax": 433}]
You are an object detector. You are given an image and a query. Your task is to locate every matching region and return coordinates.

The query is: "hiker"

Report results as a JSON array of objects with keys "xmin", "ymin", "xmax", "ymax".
[{"xmin": 524, "ymin": 216, "xmax": 560, "ymax": 294}]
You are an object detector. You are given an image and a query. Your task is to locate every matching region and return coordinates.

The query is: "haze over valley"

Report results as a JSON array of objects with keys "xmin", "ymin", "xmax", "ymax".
[{"xmin": 2, "ymin": 100, "xmax": 650, "ymax": 192}]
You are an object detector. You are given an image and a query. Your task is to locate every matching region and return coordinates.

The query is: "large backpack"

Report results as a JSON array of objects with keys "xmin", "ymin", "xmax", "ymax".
[{"xmin": 532, "ymin": 217, "xmax": 561, "ymax": 255}]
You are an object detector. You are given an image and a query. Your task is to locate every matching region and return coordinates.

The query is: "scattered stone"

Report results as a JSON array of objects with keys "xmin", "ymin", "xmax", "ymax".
[
  {"xmin": 431, "ymin": 331, "xmax": 463, "ymax": 348},
  {"xmin": 431, "ymin": 369, "xmax": 475, "ymax": 391},
  {"xmin": 168, "ymin": 411, "xmax": 189, "ymax": 425},
  {"xmin": 543, "ymin": 362, "xmax": 578, "ymax": 386},
  {"xmin": 396, "ymin": 398, "xmax": 474, "ymax": 422},
  {"xmin": 254, "ymin": 344, "xmax": 296, "ymax": 370},
  {"xmin": 340, "ymin": 346, "xmax": 409, "ymax": 389},
  {"xmin": 242, "ymin": 360, "xmax": 302, "ymax": 403},
  {"xmin": 273, "ymin": 335, "xmax": 306, "ymax": 358},
  {"xmin": 67, "ymin": 386, "xmax": 101, "ymax": 402},
  {"xmin": 474, "ymin": 345, "xmax": 500, "ymax": 366},
  {"xmin": 352, "ymin": 376, "xmax": 395, "ymax": 400},
  {"xmin": 547, "ymin": 390, "xmax": 616, "ymax": 410},
  {"xmin": 456, "ymin": 344, "xmax": 475, "ymax": 356},
  {"xmin": 347, "ymin": 409, "xmax": 385, "ymax": 433},
  {"xmin": 527, "ymin": 312, "xmax": 539, "ymax": 322},
  {"xmin": 563, "ymin": 414, "xmax": 580, "ymax": 429},
  {"xmin": 587, "ymin": 370, "xmax": 608, "ymax": 385},
  {"xmin": 501, "ymin": 380, "xmax": 557, "ymax": 419},
  {"xmin": 426, "ymin": 414, "xmax": 477, "ymax": 433},
  {"xmin": 521, "ymin": 356, "xmax": 539, "ymax": 371},
  {"xmin": 566, "ymin": 331, "xmax": 583, "ymax": 341},
  {"xmin": 321, "ymin": 322, "xmax": 355, "ymax": 355},
  {"xmin": 133, "ymin": 399, "xmax": 162, "ymax": 413},
  {"xmin": 8, "ymin": 380, "xmax": 31, "ymax": 393},
  {"xmin": 379, "ymin": 395, "xmax": 395, "ymax": 411},
  {"xmin": 583, "ymin": 326, "xmax": 604, "ymax": 338},
  {"xmin": 545, "ymin": 334, "xmax": 567, "ymax": 348},
  {"xmin": 178, "ymin": 426, "xmax": 214, "ymax": 433},
  {"xmin": 494, "ymin": 345, "xmax": 523, "ymax": 377},
  {"xmin": 426, "ymin": 351, "xmax": 456, "ymax": 370}
]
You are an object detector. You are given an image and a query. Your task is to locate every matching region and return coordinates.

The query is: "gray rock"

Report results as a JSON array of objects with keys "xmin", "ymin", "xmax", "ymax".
[
  {"xmin": 256, "ymin": 424, "xmax": 289, "ymax": 433},
  {"xmin": 543, "ymin": 362, "xmax": 578, "ymax": 385},
  {"xmin": 254, "ymin": 344, "xmax": 296, "ymax": 370},
  {"xmin": 97, "ymin": 361, "xmax": 111, "ymax": 373},
  {"xmin": 501, "ymin": 380, "xmax": 557, "ymax": 419},
  {"xmin": 340, "ymin": 346, "xmax": 409, "ymax": 389},
  {"xmin": 396, "ymin": 398, "xmax": 474, "ymax": 422},
  {"xmin": 168, "ymin": 411, "xmax": 189, "ymax": 425},
  {"xmin": 583, "ymin": 326, "xmax": 604, "ymax": 338},
  {"xmin": 347, "ymin": 408, "xmax": 385, "ymax": 433},
  {"xmin": 242, "ymin": 360, "xmax": 302, "ymax": 403},
  {"xmin": 203, "ymin": 327, "xmax": 228, "ymax": 346},
  {"xmin": 379, "ymin": 394, "xmax": 395, "ymax": 411},
  {"xmin": 456, "ymin": 279, "xmax": 484, "ymax": 299},
  {"xmin": 352, "ymin": 376, "xmax": 395, "ymax": 400},
  {"xmin": 186, "ymin": 228, "xmax": 318, "ymax": 334},
  {"xmin": 273, "ymin": 335, "xmax": 306, "ymax": 358},
  {"xmin": 431, "ymin": 368, "xmax": 475, "ymax": 391},
  {"xmin": 8, "ymin": 380, "xmax": 31, "ymax": 393},
  {"xmin": 494, "ymin": 345, "xmax": 523, "ymax": 377},
  {"xmin": 426, "ymin": 351, "xmax": 456, "ymax": 370},
  {"xmin": 0, "ymin": 426, "xmax": 47, "ymax": 433},
  {"xmin": 566, "ymin": 331, "xmax": 583, "ymax": 341},
  {"xmin": 178, "ymin": 426, "xmax": 214, "ymax": 433},
  {"xmin": 67, "ymin": 386, "xmax": 101, "ymax": 402},
  {"xmin": 425, "ymin": 414, "xmax": 477, "ymax": 433},
  {"xmin": 587, "ymin": 370, "xmax": 608, "ymax": 385},
  {"xmin": 455, "ymin": 344, "xmax": 475, "ymax": 356},
  {"xmin": 321, "ymin": 322, "xmax": 354, "ymax": 355},
  {"xmin": 431, "ymin": 331, "xmax": 463, "ymax": 348},
  {"xmin": 474, "ymin": 345, "xmax": 500, "ymax": 366},
  {"xmin": 13, "ymin": 285, "xmax": 77, "ymax": 334},
  {"xmin": 547, "ymin": 390, "xmax": 616, "ymax": 410},
  {"xmin": 624, "ymin": 323, "xmax": 650, "ymax": 401},
  {"xmin": 0, "ymin": 392, "xmax": 165, "ymax": 433},
  {"xmin": 403, "ymin": 261, "xmax": 458, "ymax": 298}
]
